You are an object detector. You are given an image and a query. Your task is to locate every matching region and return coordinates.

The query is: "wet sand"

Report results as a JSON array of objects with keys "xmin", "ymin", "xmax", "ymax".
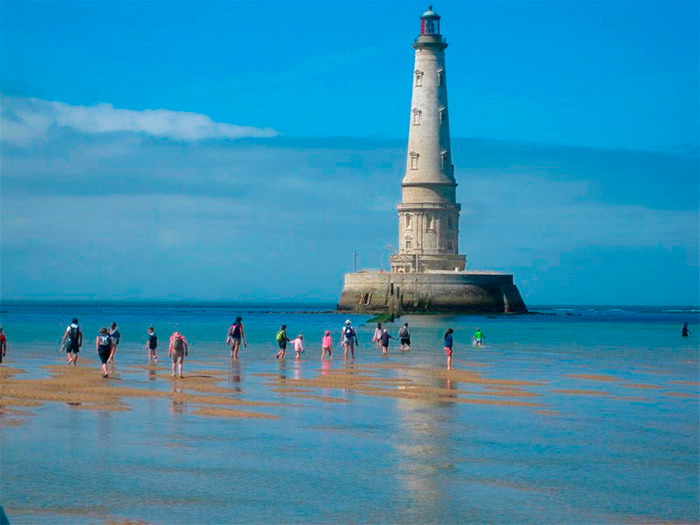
[{"xmin": 1, "ymin": 360, "xmax": 696, "ymax": 430}]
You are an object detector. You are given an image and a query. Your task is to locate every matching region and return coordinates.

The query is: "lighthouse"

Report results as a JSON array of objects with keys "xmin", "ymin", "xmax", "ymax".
[
  {"xmin": 390, "ymin": 6, "xmax": 466, "ymax": 273},
  {"xmin": 337, "ymin": 7, "xmax": 527, "ymax": 314}
]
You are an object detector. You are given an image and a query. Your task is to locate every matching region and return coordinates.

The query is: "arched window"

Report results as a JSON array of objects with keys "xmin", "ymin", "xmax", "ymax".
[
  {"xmin": 405, "ymin": 214, "xmax": 412, "ymax": 229},
  {"xmin": 441, "ymin": 151, "xmax": 448, "ymax": 169},
  {"xmin": 426, "ymin": 215, "xmax": 434, "ymax": 230}
]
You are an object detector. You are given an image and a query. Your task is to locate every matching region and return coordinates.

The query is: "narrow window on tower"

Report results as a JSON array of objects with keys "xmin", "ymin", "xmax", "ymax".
[
  {"xmin": 448, "ymin": 215, "xmax": 453, "ymax": 229},
  {"xmin": 437, "ymin": 69, "xmax": 444, "ymax": 86},
  {"xmin": 448, "ymin": 241, "xmax": 453, "ymax": 251},
  {"xmin": 405, "ymin": 240, "xmax": 412, "ymax": 251},
  {"xmin": 409, "ymin": 151, "xmax": 419, "ymax": 170},
  {"xmin": 412, "ymin": 109, "xmax": 421, "ymax": 126},
  {"xmin": 439, "ymin": 108, "xmax": 447, "ymax": 124},
  {"xmin": 414, "ymin": 70, "xmax": 424, "ymax": 87},
  {"xmin": 405, "ymin": 214, "xmax": 412, "ymax": 229},
  {"xmin": 426, "ymin": 215, "xmax": 434, "ymax": 230},
  {"xmin": 441, "ymin": 151, "xmax": 448, "ymax": 170}
]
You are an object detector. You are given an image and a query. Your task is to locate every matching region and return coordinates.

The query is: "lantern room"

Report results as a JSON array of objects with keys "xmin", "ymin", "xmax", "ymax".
[{"xmin": 420, "ymin": 6, "xmax": 441, "ymax": 35}]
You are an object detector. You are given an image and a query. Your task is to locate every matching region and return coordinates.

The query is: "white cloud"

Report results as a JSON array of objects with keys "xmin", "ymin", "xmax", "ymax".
[{"xmin": 0, "ymin": 94, "xmax": 278, "ymax": 144}]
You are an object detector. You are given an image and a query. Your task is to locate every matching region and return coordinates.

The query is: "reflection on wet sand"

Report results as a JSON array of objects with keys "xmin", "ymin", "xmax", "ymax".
[
  {"xmin": 394, "ymin": 367, "xmax": 457, "ymax": 518},
  {"xmin": 169, "ymin": 384, "xmax": 185, "ymax": 415},
  {"xmin": 229, "ymin": 361, "xmax": 242, "ymax": 392}
]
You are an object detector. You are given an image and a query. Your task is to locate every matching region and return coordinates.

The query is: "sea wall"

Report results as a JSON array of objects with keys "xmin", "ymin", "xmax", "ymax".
[{"xmin": 337, "ymin": 271, "xmax": 527, "ymax": 314}]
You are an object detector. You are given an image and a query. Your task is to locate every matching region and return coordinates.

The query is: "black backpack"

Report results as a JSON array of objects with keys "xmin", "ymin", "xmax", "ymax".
[{"xmin": 68, "ymin": 325, "xmax": 80, "ymax": 347}]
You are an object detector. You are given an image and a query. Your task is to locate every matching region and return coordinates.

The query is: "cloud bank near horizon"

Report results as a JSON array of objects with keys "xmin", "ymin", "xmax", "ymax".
[
  {"xmin": 0, "ymin": 94, "xmax": 279, "ymax": 144},
  {"xmin": 1, "ymin": 95, "xmax": 698, "ymax": 305}
]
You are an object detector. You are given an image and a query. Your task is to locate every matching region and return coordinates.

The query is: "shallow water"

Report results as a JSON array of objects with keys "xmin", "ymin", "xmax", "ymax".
[{"xmin": 1, "ymin": 302, "xmax": 698, "ymax": 524}]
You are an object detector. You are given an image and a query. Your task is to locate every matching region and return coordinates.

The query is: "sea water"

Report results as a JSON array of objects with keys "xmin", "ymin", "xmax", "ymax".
[{"xmin": 1, "ymin": 302, "xmax": 698, "ymax": 524}]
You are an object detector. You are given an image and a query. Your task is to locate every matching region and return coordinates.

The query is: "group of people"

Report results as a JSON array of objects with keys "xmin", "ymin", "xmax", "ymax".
[
  {"xmin": 57, "ymin": 319, "xmax": 187, "ymax": 378},
  {"xmin": 0, "ymin": 319, "xmax": 691, "ymax": 378}
]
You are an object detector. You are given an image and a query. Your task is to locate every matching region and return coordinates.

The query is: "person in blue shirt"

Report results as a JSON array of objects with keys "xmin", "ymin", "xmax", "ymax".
[{"xmin": 443, "ymin": 328, "xmax": 455, "ymax": 370}]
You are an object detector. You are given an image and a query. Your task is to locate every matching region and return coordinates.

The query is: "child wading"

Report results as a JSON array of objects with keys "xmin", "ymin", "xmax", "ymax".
[
  {"xmin": 443, "ymin": 328, "xmax": 455, "ymax": 370},
  {"xmin": 96, "ymin": 327, "xmax": 114, "ymax": 378},
  {"xmin": 322, "ymin": 330, "xmax": 333, "ymax": 360},
  {"xmin": 290, "ymin": 334, "xmax": 304, "ymax": 360},
  {"xmin": 169, "ymin": 332, "xmax": 188, "ymax": 378},
  {"xmin": 145, "ymin": 326, "xmax": 158, "ymax": 364},
  {"xmin": 381, "ymin": 329, "xmax": 393, "ymax": 355},
  {"xmin": 275, "ymin": 325, "xmax": 291, "ymax": 359}
]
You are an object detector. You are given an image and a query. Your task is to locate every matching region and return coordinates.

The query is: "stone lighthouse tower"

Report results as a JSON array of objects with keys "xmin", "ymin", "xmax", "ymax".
[
  {"xmin": 390, "ymin": 6, "xmax": 467, "ymax": 273},
  {"xmin": 337, "ymin": 6, "xmax": 527, "ymax": 314}
]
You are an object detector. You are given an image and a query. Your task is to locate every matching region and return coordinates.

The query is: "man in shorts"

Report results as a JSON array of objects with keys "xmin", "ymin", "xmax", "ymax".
[
  {"xmin": 108, "ymin": 322, "xmax": 121, "ymax": 363},
  {"xmin": 61, "ymin": 318, "xmax": 83, "ymax": 365},
  {"xmin": 398, "ymin": 322, "xmax": 411, "ymax": 351}
]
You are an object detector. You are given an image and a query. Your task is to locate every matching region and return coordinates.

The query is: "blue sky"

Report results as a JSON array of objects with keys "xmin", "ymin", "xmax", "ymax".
[{"xmin": 1, "ymin": 1, "xmax": 698, "ymax": 304}]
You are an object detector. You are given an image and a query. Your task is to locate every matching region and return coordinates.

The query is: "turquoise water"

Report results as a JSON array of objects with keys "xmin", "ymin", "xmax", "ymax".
[{"xmin": 1, "ymin": 302, "xmax": 698, "ymax": 524}]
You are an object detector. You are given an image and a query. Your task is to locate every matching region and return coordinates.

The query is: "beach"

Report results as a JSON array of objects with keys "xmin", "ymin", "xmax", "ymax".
[{"xmin": 1, "ymin": 302, "xmax": 698, "ymax": 523}]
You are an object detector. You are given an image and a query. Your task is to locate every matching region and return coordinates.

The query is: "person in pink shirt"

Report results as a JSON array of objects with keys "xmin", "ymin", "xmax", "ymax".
[
  {"xmin": 322, "ymin": 330, "xmax": 333, "ymax": 360},
  {"xmin": 290, "ymin": 334, "xmax": 304, "ymax": 360}
]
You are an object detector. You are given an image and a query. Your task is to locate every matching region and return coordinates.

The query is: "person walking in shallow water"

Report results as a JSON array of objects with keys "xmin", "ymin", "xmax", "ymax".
[
  {"xmin": 444, "ymin": 328, "xmax": 455, "ymax": 370},
  {"xmin": 290, "ymin": 334, "xmax": 304, "ymax": 360},
  {"xmin": 227, "ymin": 317, "xmax": 246, "ymax": 359},
  {"xmin": 322, "ymin": 330, "xmax": 333, "ymax": 360},
  {"xmin": 380, "ymin": 329, "xmax": 393, "ymax": 355},
  {"xmin": 682, "ymin": 323, "xmax": 690, "ymax": 337},
  {"xmin": 145, "ymin": 326, "xmax": 158, "ymax": 364},
  {"xmin": 372, "ymin": 323, "xmax": 383, "ymax": 350},
  {"xmin": 341, "ymin": 320, "xmax": 357, "ymax": 361},
  {"xmin": 472, "ymin": 328, "xmax": 484, "ymax": 347},
  {"xmin": 61, "ymin": 318, "xmax": 83, "ymax": 366},
  {"xmin": 96, "ymin": 327, "xmax": 114, "ymax": 378},
  {"xmin": 0, "ymin": 327, "xmax": 6, "ymax": 364},
  {"xmin": 398, "ymin": 322, "xmax": 410, "ymax": 351},
  {"xmin": 169, "ymin": 331, "xmax": 188, "ymax": 378},
  {"xmin": 275, "ymin": 325, "xmax": 291, "ymax": 359},
  {"xmin": 108, "ymin": 322, "xmax": 121, "ymax": 364}
]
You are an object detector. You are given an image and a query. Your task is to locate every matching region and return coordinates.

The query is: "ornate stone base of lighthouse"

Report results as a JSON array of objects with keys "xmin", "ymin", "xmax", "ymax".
[{"xmin": 337, "ymin": 270, "xmax": 526, "ymax": 314}]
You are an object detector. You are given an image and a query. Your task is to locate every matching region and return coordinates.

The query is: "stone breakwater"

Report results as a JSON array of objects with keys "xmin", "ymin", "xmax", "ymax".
[{"xmin": 337, "ymin": 270, "xmax": 527, "ymax": 314}]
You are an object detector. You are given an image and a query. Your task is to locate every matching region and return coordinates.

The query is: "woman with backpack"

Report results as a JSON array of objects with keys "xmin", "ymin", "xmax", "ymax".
[
  {"xmin": 341, "ymin": 320, "xmax": 357, "ymax": 361},
  {"xmin": 96, "ymin": 327, "xmax": 114, "ymax": 378},
  {"xmin": 169, "ymin": 331, "xmax": 189, "ymax": 378},
  {"xmin": 227, "ymin": 316, "xmax": 246, "ymax": 359}
]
